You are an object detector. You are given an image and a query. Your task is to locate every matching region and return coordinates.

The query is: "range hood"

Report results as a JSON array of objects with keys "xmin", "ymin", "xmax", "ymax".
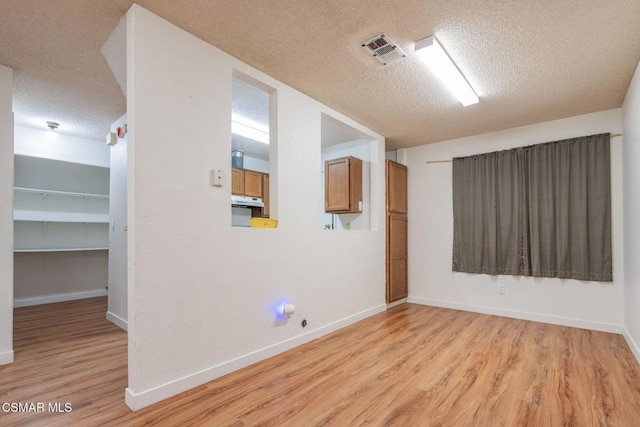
[{"xmin": 231, "ymin": 195, "xmax": 264, "ymax": 208}]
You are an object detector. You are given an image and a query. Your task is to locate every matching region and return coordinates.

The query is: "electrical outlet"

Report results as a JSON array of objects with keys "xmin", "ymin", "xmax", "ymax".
[{"xmin": 498, "ymin": 283, "xmax": 505, "ymax": 294}]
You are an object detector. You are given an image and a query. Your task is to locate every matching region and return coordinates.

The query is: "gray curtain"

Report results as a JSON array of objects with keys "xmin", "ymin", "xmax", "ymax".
[{"xmin": 452, "ymin": 133, "xmax": 612, "ymax": 282}]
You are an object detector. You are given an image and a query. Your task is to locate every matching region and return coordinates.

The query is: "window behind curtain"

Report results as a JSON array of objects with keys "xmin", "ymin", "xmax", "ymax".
[{"xmin": 452, "ymin": 133, "xmax": 612, "ymax": 282}]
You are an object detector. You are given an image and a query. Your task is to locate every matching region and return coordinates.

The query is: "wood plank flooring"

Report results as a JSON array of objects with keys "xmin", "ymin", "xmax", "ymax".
[{"xmin": 1, "ymin": 298, "xmax": 640, "ymax": 426}]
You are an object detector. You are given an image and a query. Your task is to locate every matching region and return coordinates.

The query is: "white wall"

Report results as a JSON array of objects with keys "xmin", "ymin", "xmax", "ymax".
[
  {"xmin": 13, "ymin": 251, "xmax": 108, "ymax": 306},
  {"xmin": 623, "ymin": 61, "xmax": 640, "ymax": 361},
  {"xmin": 385, "ymin": 150, "xmax": 397, "ymax": 162},
  {"xmin": 101, "ymin": 15, "xmax": 127, "ymax": 97},
  {"xmin": 14, "ymin": 125, "xmax": 110, "ymax": 168},
  {"xmin": 125, "ymin": 5, "xmax": 385, "ymax": 409},
  {"xmin": 242, "ymin": 154, "xmax": 269, "ymax": 173},
  {"xmin": 0, "ymin": 64, "xmax": 13, "ymax": 365},
  {"xmin": 406, "ymin": 109, "xmax": 624, "ymax": 332},
  {"xmin": 108, "ymin": 114, "xmax": 128, "ymax": 331}
]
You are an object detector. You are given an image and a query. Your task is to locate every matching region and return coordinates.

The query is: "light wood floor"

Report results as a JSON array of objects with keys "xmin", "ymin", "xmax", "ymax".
[{"xmin": 2, "ymin": 298, "xmax": 640, "ymax": 426}]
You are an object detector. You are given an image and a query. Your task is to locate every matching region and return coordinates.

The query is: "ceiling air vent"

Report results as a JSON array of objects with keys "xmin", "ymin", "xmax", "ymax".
[{"xmin": 361, "ymin": 34, "xmax": 407, "ymax": 66}]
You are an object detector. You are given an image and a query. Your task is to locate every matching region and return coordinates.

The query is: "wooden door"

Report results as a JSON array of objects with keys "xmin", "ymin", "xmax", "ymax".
[
  {"xmin": 244, "ymin": 170, "xmax": 263, "ymax": 197},
  {"xmin": 386, "ymin": 159, "xmax": 408, "ymax": 303},
  {"xmin": 386, "ymin": 160, "xmax": 407, "ymax": 213},
  {"xmin": 387, "ymin": 213, "xmax": 408, "ymax": 301},
  {"xmin": 231, "ymin": 167, "xmax": 244, "ymax": 195}
]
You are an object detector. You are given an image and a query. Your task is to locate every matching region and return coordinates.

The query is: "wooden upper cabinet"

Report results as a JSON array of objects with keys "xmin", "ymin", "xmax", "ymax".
[
  {"xmin": 244, "ymin": 170, "xmax": 263, "ymax": 197},
  {"xmin": 234, "ymin": 167, "xmax": 270, "ymax": 218},
  {"xmin": 386, "ymin": 160, "xmax": 408, "ymax": 214},
  {"xmin": 232, "ymin": 167, "xmax": 264, "ymax": 198},
  {"xmin": 231, "ymin": 167, "xmax": 244, "ymax": 195},
  {"xmin": 325, "ymin": 156, "xmax": 363, "ymax": 214}
]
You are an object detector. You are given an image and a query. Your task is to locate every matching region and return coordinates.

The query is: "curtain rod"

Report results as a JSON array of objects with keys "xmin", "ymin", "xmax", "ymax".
[{"xmin": 426, "ymin": 133, "xmax": 622, "ymax": 164}]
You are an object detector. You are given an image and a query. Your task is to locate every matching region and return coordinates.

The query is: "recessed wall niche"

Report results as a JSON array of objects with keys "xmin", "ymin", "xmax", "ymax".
[
  {"xmin": 320, "ymin": 113, "xmax": 375, "ymax": 231},
  {"xmin": 230, "ymin": 72, "xmax": 277, "ymax": 228}
]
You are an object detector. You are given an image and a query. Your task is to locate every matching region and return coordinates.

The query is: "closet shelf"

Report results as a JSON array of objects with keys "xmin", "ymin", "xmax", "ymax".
[
  {"xmin": 13, "ymin": 187, "xmax": 109, "ymax": 199},
  {"xmin": 14, "ymin": 154, "xmax": 111, "ymax": 253},
  {"xmin": 14, "ymin": 153, "xmax": 109, "ymax": 169},
  {"xmin": 14, "ymin": 247, "xmax": 109, "ymax": 253},
  {"xmin": 14, "ymin": 210, "xmax": 110, "ymax": 223}
]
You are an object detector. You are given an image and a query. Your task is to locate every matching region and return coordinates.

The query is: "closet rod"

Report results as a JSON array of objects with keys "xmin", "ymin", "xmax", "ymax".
[{"xmin": 426, "ymin": 132, "xmax": 623, "ymax": 164}]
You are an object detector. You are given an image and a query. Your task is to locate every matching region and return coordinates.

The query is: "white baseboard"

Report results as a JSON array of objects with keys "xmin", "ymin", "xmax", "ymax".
[
  {"xmin": 14, "ymin": 289, "xmax": 108, "ymax": 308},
  {"xmin": 623, "ymin": 327, "xmax": 640, "ymax": 365},
  {"xmin": 106, "ymin": 311, "xmax": 128, "ymax": 332},
  {"xmin": 125, "ymin": 303, "xmax": 387, "ymax": 411},
  {"xmin": 407, "ymin": 296, "xmax": 623, "ymax": 334},
  {"xmin": 0, "ymin": 350, "xmax": 14, "ymax": 365},
  {"xmin": 387, "ymin": 298, "xmax": 407, "ymax": 309}
]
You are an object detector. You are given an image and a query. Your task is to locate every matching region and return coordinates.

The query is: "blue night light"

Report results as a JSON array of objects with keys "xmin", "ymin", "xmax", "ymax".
[{"xmin": 268, "ymin": 298, "xmax": 292, "ymax": 320}]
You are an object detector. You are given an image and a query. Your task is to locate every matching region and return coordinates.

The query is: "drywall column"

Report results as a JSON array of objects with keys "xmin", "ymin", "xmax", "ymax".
[
  {"xmin": 623, "ymin": 60, "xmax": 640, "ymax": 362},
  {"xmin": 0, "ymin": 64, "xmax": 13, "ymax": 365},
  {"xmin": 107, "ymin": 114, "xmax": 128, "ymax": 331}
]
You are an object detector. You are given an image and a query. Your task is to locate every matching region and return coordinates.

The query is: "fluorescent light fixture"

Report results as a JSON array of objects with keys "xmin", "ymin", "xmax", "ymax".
[
  {"xmin": 414, "ymin": 35, "xmax": 479, "ymax": 106},
  {"xmin": 231, "ymin": 113, "xmax": 269, "ymax": 144}
]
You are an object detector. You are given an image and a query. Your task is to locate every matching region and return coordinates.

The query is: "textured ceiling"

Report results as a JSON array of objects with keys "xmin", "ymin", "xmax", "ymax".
[
  {"xmin": 0, "ymin": 0, "xmax": 130, "ymax": 140},
  {"xmin": 1, "ymin": 1, "xmax": 639, "ymax": 149}
]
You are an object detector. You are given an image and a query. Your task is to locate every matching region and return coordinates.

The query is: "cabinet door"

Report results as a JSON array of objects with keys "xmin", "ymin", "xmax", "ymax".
[
  {"xmin": 262, "ymin": 173, "xmax": 270, "ymax": 217},
  {"xmin": 244, "ymin": 170, "xmax": 263, "ymax": 197},
  {"xmin": 387, "ymin": 213, "xmax": 408, "ymax": 302},
  {"xmin": 231, "ymin": 168, "xmax": 244, "ymax": 195},
  {"xmin": 251, "ymin": 173, "xmax": 270, "ymax": 218},
  {"xmin": 325, "ymin": 156, "xmax": 362, "ymax": 213},
  {"xmin": 325, "ymin": 157, "xmax": 350, "ymax": 212},
  {"xmin": 386, "ymin": 160, "xmax": 407, "ymax": 214}
]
